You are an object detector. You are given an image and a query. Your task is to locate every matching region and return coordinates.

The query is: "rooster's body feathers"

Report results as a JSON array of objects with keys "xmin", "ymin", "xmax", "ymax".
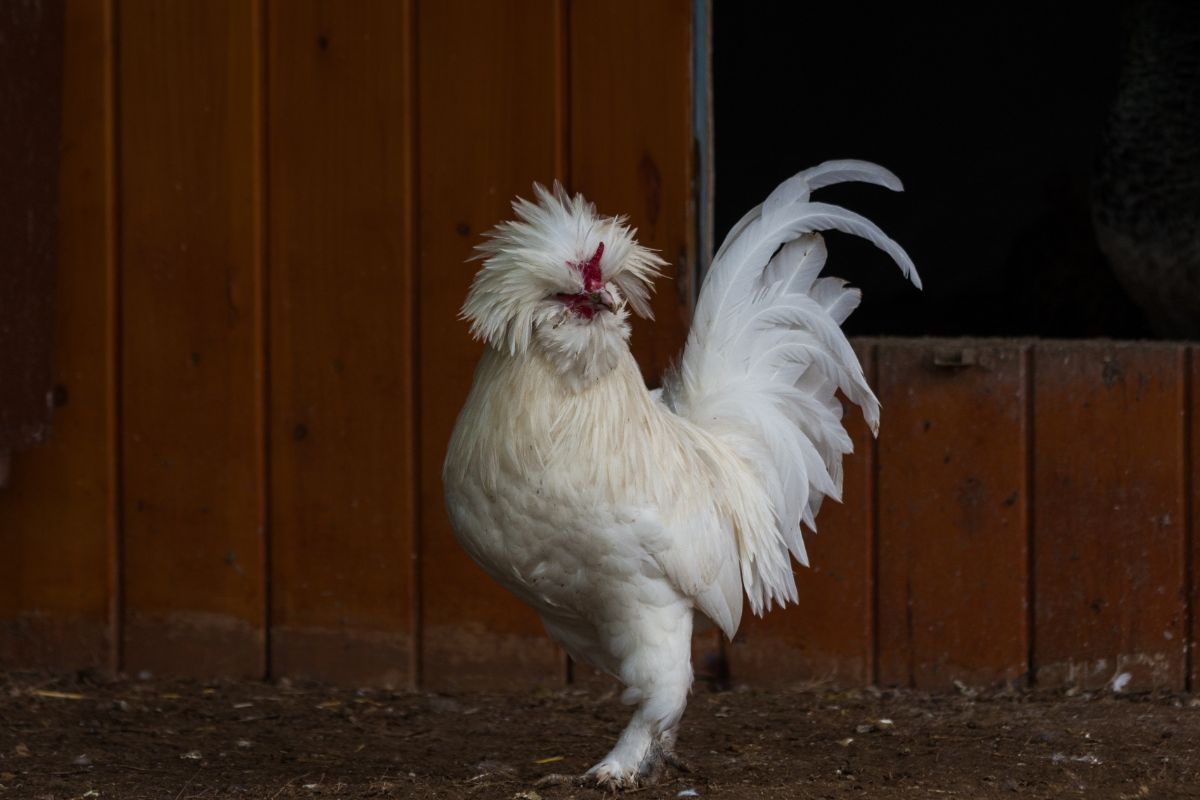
[{"xmin": 444, "ymin": 161, "xmax": 920, "ymax": 788}]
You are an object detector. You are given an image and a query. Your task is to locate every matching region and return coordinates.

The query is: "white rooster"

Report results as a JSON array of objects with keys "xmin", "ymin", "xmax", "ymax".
[{"xmin": 443, "ymin": 160, "xmax": 920, "ymax": 789}]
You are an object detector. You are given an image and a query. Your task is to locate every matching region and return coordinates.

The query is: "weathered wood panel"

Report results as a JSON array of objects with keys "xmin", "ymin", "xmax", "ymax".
[
  {"xmin": 728, "ymin": 343, "xmax": 876, "ymax": 686},
  {"xmin": 877, "ymin": 340, "xmax": 1029, "ymax": 687},
  {"xmin": 416, "ymin": 0, "xmax": 566, "ymax": 690},
  {"xmin": 569, "ymin": 0, "xmax": 694, "ymax": 386},
  {"xmin": 1191, "ymin": 348, "xmax": 1198, "ymax": 692},
  {"xmin": 1191, "ymin": 347, "xmax": 1198, "ymax": 692},
  {"xmin": 0, "ymin": 0, "xmax": 63, "ymax": 455},
  {"xmin": 14, "ymin": 0, "xmax": 1200, "ymax": 692},
  {"xmin": 119, "ymin": 0, "xmax": 266, "ymax": 677},
  {"xmin": 268, "ymin": 0, "xmax": 416, "ymax": 687},
  {"xmin": 1034, "ymin": 342, "xmax": 1188, "ymax": 690},
  {"xmin": 0, "ymin": 0, "xmax": 114, "ymax": 670}
]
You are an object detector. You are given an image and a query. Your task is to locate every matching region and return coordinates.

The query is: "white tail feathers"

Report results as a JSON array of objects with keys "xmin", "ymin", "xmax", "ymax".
[{"xmin": 666, "ymin": 160, "xmax": 920, "ymax": 616}]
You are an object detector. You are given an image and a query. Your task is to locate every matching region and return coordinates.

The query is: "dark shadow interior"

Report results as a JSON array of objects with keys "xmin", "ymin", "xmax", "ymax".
[{"xmin": 713, "ymin": 1, "xmax": 1197, "ymax": 339}]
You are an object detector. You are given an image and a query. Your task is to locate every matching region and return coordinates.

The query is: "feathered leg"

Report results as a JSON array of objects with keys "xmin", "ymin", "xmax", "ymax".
[
  {"xmin": 587, "ymin": 602, "xmax": 694, "ymax": 789},
  {"xmin": 537, "ymin": 599, "xmax": 695, "ymax": 790}
]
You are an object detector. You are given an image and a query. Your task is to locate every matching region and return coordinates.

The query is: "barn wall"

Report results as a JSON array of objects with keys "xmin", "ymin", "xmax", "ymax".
[
  {"xmin": 1, "ymin": 1, "xmax": 1196, "ymax": 694},
  {"xmin": 730, "ymin": 340, "xmax": 1198, "ymax": 693},
  {"xmin": 0, "ymin": 1, "xmax": 65, "ymax": 458},
  {"xmin": 0, "ymin": 0, "xmax": 114, "ymax": 672},
  {"xmin": 0, "ymin": 0, "xmax": 696, "ymax": 689}
]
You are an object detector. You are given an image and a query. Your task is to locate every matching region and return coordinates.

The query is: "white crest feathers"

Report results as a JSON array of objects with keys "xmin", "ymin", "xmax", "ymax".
[{"xmin": 462, "ymin": 182, "xmax": 666, "ymax": 355}]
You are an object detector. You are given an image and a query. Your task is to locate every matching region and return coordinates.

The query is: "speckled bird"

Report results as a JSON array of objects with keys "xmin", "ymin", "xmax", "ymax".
[{"xmin": 443, "ymin": 161, "xmax": 920, "ymax": 789}]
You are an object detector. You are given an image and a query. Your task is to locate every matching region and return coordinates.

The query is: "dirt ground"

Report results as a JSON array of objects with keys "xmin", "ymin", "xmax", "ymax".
[{"xmin": 1, "ymin": 671, "xmax": 1198, "ymax": 799}]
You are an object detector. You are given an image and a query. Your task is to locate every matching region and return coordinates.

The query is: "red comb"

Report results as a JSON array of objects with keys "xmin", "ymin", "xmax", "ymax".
[{"xmin": 579, "ymin": 242, "xmax": 604, "ymax": 293}]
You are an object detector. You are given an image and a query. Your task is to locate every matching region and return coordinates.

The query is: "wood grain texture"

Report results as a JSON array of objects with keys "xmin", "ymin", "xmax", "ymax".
[
  {"xmin": 20, "ymin": 0, "xmax": 1200, "ymax": 694},
  {"xmin": 727, "ymin": 342, "xmax": 876, "ymax": 686},
  {"xmin": 119, "ymin": 0, "xmax": 265, "ymax": 677},
  {"xmin": 268, "ymin": 0, "xmax": 416, "ymax": 687},
  {"xmin": 1191, "ymin": 347, "xmax": 1198, "ymax": 692},
  {"xmin": 416, "ymin": 0, "xmax": 566, "ymax": 690},
  {"xmin": 569, "ymin": 0, "xmax": 694, "ymax": 386},
  {"xmin": 877, "ymin": 340, "xmax": 1029, "ymax": 688},
  {"xmin": 0, "ymin": 0, "xmax": 63, "ymax": 453},
  {"xmin": 0, "ymin": 0, "xmax": 114, "ymax": 670},
  {"xmin": 1033, "ymin": 342, "xmax": 1187, "ymax": 690}
]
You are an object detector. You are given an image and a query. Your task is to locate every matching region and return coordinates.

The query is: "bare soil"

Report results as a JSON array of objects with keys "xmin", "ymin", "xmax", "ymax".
[{"xmin": 1, "ymin": 671, "xmax": 1198, "ymax": 799}]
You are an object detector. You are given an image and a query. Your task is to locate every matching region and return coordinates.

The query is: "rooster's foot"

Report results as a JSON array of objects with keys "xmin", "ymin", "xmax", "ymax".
[
  {"xmin": 534, "ymin": 760, "xmax": 649, "ymax": 792},
  {"xmin": 535, "ymin": 745, "xmax": 689, "ymax": 791},
  {"xmin": 587, "ymin": 758, "xmax": 644, "ymax": 791},
  {"xmin": 534, "ymin": 766, "xmax": 638, "ymax": 792}
]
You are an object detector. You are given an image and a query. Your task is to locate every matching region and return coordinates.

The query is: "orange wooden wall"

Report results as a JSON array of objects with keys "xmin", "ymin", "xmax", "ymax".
[
  {"xmin": 730, "ymin": 340, "xmax": 1198, "ymax": 693},
  {"xmin": 0, "ymin": 0, "xmax": 694, "ymax": 690},
  {"xmin": 1, "ymin": 1, "xmax": 1197, "ymax": 695}
]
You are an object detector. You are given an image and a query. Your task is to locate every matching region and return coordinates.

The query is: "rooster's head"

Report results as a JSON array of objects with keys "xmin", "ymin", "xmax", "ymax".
[{"xmin": 462, "ymin": 183, "xmax": 664, "ymax": 385}]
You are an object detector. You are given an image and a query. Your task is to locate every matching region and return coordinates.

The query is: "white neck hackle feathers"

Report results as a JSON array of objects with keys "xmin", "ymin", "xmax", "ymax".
[{"xmin": 450, "ymin": 161, "xmax": 921, "ymax": 624}]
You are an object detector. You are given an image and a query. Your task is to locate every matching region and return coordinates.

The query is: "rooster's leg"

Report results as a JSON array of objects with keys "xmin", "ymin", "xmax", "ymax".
[{"xmin": 583, "ymin": 602, "xmax": 694, "ymax": 790}]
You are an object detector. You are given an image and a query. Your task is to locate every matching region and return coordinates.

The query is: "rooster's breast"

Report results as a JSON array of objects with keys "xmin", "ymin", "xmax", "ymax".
[{"xmin": 444, "ymin": 456, "xmax": 668, "ymax": 624}]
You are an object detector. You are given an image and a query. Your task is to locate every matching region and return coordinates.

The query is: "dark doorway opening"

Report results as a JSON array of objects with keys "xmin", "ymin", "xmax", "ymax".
[{"xmin": 713, "ymin": 1, "xmax": 1196, "ymax": 339}]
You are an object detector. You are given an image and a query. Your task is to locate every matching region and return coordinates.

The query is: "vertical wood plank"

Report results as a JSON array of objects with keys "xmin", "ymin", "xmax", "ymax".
[
  {"xmin": 877, "ymin": 340, "xmax": 1029, "ymax": 687},
  {"xmin": 417, "ymin": 0, "xmax": 566, "ymax": 690},
  {"xmin": 119, "ymin": 0, "xmax": 265, "ymax": 676},
  {"xmin": 0, "ymin": 0, "xmax": 63, "ymax": 454},
  {"xmin": 1034, "ymin": 342, "xmax": 1187, "ymax": 690},
  {"xmin": 1190, "ymin": 346, "xmax": 1198, "ymax": 691},
  {"xmin": 0, "ymin": 0, "xmax": 115, "ymax": 670},
  {"xmin": 569, "ymin": 0, "xmax": 694, "ymax": 386},
  {"xmin": 269, "ymin": 0, "xmax": 416, "ymax": 687},
  {"xmin": 727, "ymin": 342, "xmax": 876, "ymax": 686}
]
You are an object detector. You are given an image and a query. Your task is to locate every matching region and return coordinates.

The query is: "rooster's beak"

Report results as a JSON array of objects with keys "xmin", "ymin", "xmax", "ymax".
[{"xmin": 590, "ymin": 289, "xmax": 617, "ymax": 313}]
